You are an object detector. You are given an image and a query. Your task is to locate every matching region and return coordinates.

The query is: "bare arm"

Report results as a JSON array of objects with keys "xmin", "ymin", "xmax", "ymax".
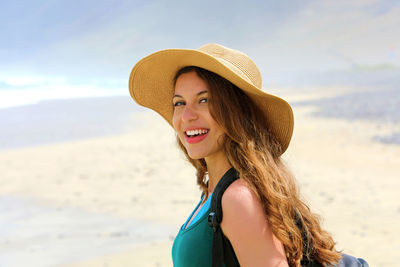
[{"xmin": 220, "ymin": 179, "xmax": 288, "ymax": 267}]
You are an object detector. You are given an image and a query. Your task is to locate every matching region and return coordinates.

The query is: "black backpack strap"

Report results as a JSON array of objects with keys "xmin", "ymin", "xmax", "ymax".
[
  {"xmin": 222, "ymin": 234, "xmax": 240, "ymax": 267},
  {"xmin": 208, "ymin": 168, "xmax": 240, "ymax": 267}
]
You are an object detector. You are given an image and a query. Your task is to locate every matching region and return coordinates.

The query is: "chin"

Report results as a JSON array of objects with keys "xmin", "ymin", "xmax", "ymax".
[
  {"xmin": 186, "ymin": 150, "xmax": 206, "ymax": 160},
  {"xmin": 187, "ymin": 153, "xmax": 204, "ymax": 160}
]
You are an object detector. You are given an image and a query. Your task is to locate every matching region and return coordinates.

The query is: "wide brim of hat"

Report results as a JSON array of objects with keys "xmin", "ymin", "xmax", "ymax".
[{"xmin": 129, "ymin": 48, "xmax": 294, "ymax": 154}]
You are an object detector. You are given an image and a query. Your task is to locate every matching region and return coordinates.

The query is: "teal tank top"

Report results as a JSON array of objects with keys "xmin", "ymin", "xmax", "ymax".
[{"xmin": 172, "ymin": 194, "xmax": 214, "ymax": 267}]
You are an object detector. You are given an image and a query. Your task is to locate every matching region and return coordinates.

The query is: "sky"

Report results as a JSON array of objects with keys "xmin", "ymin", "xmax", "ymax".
[{"xmin": 0, "ymin": 0, "xmax": 399, "ymax": 107}]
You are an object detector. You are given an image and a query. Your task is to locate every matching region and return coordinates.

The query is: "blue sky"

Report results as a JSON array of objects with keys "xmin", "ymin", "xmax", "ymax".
[{"xmin": 0, "ymin": 0, "xmax": 399, "ymax": 105}]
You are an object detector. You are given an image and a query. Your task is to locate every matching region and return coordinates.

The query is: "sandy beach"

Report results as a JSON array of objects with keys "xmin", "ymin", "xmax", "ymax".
[{"xmin": 0, "ymin": 87, "xmax": 399, "ymax": 267}]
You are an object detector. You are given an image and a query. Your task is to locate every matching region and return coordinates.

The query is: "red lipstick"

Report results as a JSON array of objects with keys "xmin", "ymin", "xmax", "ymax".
[{"xmin": 185, "ymin": 132, "xmax": 209, "ymax": 144}]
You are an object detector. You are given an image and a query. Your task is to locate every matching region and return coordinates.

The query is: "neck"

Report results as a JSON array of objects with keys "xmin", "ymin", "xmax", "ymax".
[{"xmin": 205, "ymin": 152, "xmax": 231, "ymax": 194}]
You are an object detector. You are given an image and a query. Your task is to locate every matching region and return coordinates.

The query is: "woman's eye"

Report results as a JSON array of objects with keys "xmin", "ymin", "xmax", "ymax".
[
  {"xmin": 200, "ymin": 98, "xmax": 208, "ymax": 103},
  {"xmin": 173, "ymin": 101, "xmax": 185, "ymax": 107}
]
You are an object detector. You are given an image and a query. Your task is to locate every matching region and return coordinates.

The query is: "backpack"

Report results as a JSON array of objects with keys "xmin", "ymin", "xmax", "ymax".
[{"xmin": 207, "ymin": 168, "xmax": 369, "ymax": 267}]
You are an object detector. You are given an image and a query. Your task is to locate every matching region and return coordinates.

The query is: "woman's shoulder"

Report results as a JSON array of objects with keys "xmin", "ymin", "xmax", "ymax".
[
  {"xmin": 221, "ymin": 178, "xmax": 264, "ymax": 234},
  {"xmin": 221, "ymin": 179, "xmax": 261, "ymax": 213}
]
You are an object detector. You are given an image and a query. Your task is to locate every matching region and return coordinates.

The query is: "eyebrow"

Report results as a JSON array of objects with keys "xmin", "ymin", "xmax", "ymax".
[{"xmin": 173, "ymin": 90, "xmax": 208, "ymax": 99}]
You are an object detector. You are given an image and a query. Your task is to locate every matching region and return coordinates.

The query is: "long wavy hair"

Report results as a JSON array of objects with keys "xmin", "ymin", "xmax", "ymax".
[{"xmin": 173, "ymin": 66, "xmax": 341, "ymax": 267}]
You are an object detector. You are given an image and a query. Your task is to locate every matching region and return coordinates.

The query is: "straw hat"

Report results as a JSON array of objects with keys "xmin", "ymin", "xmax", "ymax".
[{"xmin": 129, "ymin": 43, "xmax": 294, "ymax": 155}]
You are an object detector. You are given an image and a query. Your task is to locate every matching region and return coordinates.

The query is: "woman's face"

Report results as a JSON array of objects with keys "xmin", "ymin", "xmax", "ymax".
[{"xmin": 172, "ymin": 71, "xmax": 226, "ymax": 161}]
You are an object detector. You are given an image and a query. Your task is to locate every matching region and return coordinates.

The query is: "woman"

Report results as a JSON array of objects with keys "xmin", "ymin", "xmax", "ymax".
[{"xmin": 129, "ymin": 44, "xmax": 342, "ymax": 267}]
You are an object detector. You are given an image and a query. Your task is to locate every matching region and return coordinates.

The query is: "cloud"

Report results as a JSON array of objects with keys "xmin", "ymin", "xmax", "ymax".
[
  {"xmin": 1, "ymin": 0, "xmax": 308, "ymax": 78},
  {"xmin": 1, "ymin": 0, "xmax": 399, "ymax": 87}
]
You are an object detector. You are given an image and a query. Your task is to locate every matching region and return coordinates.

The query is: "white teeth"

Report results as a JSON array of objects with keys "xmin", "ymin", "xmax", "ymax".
[{"xmin": 186, "ymin": 129, "xmax": 208, "ymax": 136}]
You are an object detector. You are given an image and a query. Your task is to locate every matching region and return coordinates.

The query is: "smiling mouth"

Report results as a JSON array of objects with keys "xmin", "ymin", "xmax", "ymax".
[
  {"xmin": 184, "ymin": 129, "xmax": 209, "ymax": 144},
  {"xmin": 185, "ymin": 129, "xmax": 209, "ymax": 138}
]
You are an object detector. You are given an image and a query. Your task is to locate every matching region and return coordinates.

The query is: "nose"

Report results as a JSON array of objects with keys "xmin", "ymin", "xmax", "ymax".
[{"xmin": 182, "ymin": 104, "xmax": 198, "ymax": 122}]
